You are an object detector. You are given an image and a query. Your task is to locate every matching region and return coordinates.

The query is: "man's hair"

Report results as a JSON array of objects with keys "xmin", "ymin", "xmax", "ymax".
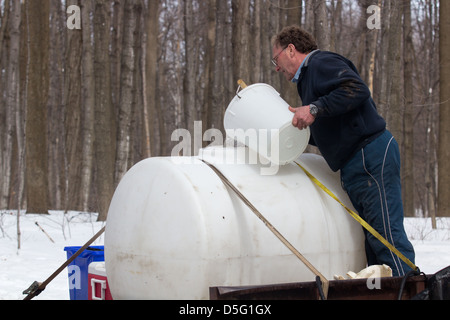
[{"xmin": 273, "ymin": 25, "xmax": 318, "ymax": 53}]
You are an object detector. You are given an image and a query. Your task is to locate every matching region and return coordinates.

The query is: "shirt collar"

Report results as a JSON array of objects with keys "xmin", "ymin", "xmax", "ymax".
[{"xmin": 291, "ymin": 50, "xmax": 319, "ymax": 83}]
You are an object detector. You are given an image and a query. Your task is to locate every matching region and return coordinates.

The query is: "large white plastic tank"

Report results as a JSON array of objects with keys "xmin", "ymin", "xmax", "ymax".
[{"xmin": 105, "ymin": 147, "xmax": 366, "ymax": 299}]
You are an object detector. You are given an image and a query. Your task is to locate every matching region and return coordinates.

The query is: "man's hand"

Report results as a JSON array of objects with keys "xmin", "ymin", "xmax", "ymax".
[{"xmin": 289, "ymin": 106, "xmax": 316, "ymax": 130}]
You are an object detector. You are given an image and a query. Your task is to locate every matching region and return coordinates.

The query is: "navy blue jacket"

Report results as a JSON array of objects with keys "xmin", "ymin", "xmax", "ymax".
[{"xmin": 297, "ymin": 50, "xmax": 386, "ymax": 171}]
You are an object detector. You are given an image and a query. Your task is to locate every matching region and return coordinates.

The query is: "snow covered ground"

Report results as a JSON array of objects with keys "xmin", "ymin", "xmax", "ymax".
[
  {"xmin": 0, "ymin": 211, "xmax": 105, "ymax": 300},
  {"xmin": 0, "ymin": 210, "xmax": 449, "ymax": 300}
]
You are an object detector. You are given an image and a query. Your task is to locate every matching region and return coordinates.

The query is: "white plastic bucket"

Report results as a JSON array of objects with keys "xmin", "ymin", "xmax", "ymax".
[{"xmin": 224, "ymin": 83, "xmax": 310, "ymax": 165}]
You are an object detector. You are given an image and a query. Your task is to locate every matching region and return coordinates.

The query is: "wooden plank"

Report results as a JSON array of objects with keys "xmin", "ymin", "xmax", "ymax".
[{"xmin": 209, "ymin": 275, "xmax": 428, "ymax": 300}]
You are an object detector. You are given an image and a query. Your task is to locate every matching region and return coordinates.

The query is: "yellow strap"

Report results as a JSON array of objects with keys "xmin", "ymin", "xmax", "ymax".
[{"xmin": 295, "ymin": 162, "xmax": 418, "ymax": 272}]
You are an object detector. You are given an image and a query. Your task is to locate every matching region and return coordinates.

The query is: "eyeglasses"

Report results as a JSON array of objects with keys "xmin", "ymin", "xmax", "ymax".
[{"xmin": 271, "ymin": 46, "xmax": 288, "ymax": 66}]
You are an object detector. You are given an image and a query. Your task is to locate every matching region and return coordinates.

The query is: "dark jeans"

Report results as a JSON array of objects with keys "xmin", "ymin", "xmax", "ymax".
[{"xmin": 340, "ymin": 130, "xmax": 415, "ymax": 277}]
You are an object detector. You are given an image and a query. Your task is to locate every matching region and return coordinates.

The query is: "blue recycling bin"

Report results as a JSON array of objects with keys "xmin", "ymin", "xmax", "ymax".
[{"xmin": 64, "ymin": 246, "xmax": 105, "ymax": 300}]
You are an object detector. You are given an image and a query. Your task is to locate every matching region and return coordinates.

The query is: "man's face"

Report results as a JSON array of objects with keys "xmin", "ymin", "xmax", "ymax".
[{"xmin": 272, "ymin": 44, "xmax": 296, "ymax": 82}]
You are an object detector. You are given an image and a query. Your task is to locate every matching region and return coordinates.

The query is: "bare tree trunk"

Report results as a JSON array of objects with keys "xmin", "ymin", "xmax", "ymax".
[
  {"xmin": 268, "ymin": 1, "xmax": 282, "ymax": 91},
  {"xmin": 375, "ymin": 1, "xmax": 391, "ymax": 117},
  {"xmin": 366, "ymin": 26, "xmax": 379, "ymax": 94},
  {"xmin": 80, "ymin": 0, "xmax": 95, "ymax": 211},
  {"xmin": 184, "ymin": 0, "xmax": 197, "ymax": 138},
  {"xmin": 203, "ymin": 0, "xmax": 216, "ymax": 130},
  {"xmin": 329, "ymin": 0, "xmax": 341, "ymax": 53},
  {"xmin": 145, "ymin": 0, "xmax": 161, "ymax": 156},
  {"xmin": 0, "ymin": 0, "xmax": 10, "ymax": 61},
  {"xmin": 353, "ymin": 0, "xmax": 373, "ymax": 82},
  {"xmin": 142, "ymin": 4, "xmax": 151, "ymax": 158},
  {"xmin": 48, "ymin": 0, "xmax": 65, "ymax": 210},
  {"xmin": 16, "ymin": 0, "xmax": 26, "ymax": 247},
  {"xmin": 313, "ymin": 0, "xmax": 330, "ymax": 51},
  {"xmin": 0, "ymin": 0, "xmax": 9, "ymax": 208},
  {"xmin": 25, "ymin": 0, "xmax": 50, "ymax": 214},
  {"xmin": 386, "ymin": 0, "xmax": 403, "ymax": 147},
  {"xmin": 18, "ymin": 1, "xmax": 28, "ymax": 211},
  {"xmin": 2, "ymin": 0, "xmax": 21, "ymax": 209},
  {"xmin": 252, "ymin": 0, "xmax": 262, "ymax": 84},
  {"xmin": 403, "ymin": 0, "xmax": 415, "ymax": 217},
  {"xmin": 208, "ymin": 0, "xmax": 227, "ymax": 132},
  {"xmin": 64, "ymin": 0, "xmax": 83, "ymax": 211},
  {"xmin": 232, "ymin": 0, "xmax": 251, "ymax": 85},
  {"xmin": 304, "ymin": 0, "xmax": 314, "ymax": 33},
  {"xmin": 438, "ymin": 0, "xmax": 450, "ymax": 217},
  {"xmin": 128, "ymin": 3, "xmax": 144, "ymax": 167},
  {"xmin": 115, "ymin": 0, "xmax": 141, "ymax": 184},
  {"xmin": 111, "ymin": 1, "xmax": 124, "ymax": 115},
  {"xmin": 94, "ymin": 0, "xmax": 115, "ymax": 221},
  {"xmin": 284, "ymin": 0, "xmax": 303, "ymax": 107},
  {"xmin": 425, "ymin": 105, "xmax": 437, "ymax": 227},
  {"xmin": 286, "ymin": 0, "xmax": 302, "ymax": 25},
  {"xmin": 421, "ymin": 0, "xmax": 439, "ymax": 223}
]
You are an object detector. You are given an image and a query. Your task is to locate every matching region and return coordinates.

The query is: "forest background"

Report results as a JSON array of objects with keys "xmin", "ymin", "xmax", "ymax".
[{"xmin": 0, "ymin": 0, "xmax": 449, "ymax": 222}]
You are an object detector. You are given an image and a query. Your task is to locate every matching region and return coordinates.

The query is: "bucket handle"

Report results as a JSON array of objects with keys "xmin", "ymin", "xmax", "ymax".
[{"xmin": 236, "ymin": 79, "xmax": 248, "ymax": 99}]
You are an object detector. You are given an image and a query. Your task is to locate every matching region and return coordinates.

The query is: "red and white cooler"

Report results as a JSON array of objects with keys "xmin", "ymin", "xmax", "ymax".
[{"xmin": 88, "ymin": 262, "xmax": 113, "ymax": 300}]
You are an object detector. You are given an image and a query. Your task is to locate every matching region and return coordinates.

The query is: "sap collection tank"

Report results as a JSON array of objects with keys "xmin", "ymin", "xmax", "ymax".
[{"xmin": 104, "ymin": 83, "xmax": 366, "ymax": 299}]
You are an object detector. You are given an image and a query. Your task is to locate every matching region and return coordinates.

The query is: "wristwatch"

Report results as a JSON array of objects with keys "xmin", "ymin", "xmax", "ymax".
[{"xmin": 309, "ymin": 104, "xmax": 319, "ymax": 118}]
